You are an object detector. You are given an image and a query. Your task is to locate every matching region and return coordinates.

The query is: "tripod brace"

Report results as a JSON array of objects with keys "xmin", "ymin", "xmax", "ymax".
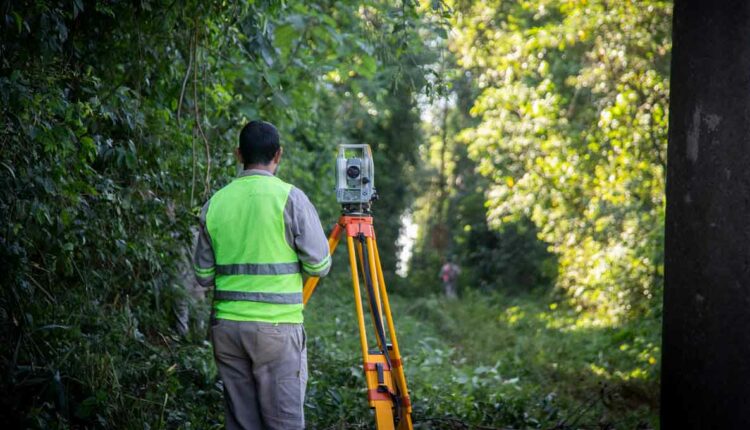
[{"xmin": 303, "ymin": 213, "xmax": 413, "ymax": 430}]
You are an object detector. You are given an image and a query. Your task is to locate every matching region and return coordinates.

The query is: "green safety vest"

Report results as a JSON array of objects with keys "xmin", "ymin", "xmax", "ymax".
[{"xmin": 205, "ymin": 174, "xmax": 303, "ymax": 323}]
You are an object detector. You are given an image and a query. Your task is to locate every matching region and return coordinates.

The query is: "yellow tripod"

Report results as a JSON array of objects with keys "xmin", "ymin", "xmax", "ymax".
[{"xmin": 303, "ymin": 214, "xmax": 413, "ymax": 430}]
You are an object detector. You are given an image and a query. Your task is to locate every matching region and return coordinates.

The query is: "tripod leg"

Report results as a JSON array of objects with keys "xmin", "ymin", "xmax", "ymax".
[
  {"xmin": 346, "ymin": 235, "xmax": 371, "ymax": 363},
  {"xmin": 371, "ymin": 235, "xmax": 413, "ymax": 430},
  {"xmin": 352, "ymin": 236, "xmax": 396, "ymax": 430},
  {"xmin": 364, "ymin": 237, "xmax": 385, "ymax": 333},
  {"xmin": 358, "ymin": 235, "xmax": 386, "ymax": 351},
  {"xmin": 354, "ymin": 240, "xmax": 374, "ymax": 343},
  {"xmin": 303, "ymin": 222, "xmax": 343, "ymax": 306}
]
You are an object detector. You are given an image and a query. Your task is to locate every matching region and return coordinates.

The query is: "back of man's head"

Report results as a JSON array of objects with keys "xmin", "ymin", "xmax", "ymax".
[{"xmin": 239, "ymin": 121, "xmax": 280, "ymax": 166}]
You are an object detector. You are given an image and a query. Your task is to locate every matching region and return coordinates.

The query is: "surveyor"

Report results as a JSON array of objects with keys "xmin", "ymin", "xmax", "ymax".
[{"xmin": 193, "ymin": 120, "xmax": 331, "ymax": 430}]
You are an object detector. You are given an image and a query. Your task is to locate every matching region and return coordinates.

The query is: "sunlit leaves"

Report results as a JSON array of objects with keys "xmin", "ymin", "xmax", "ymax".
[{"xmin": 450, "ymin": 0, "xmax": 671, "ymax": 320}]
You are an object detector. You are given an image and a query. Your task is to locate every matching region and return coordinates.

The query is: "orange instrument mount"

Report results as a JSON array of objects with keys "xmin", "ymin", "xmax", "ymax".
[{"xmin": 303, "ymin": 214, "xmax": 413, "ymax": 430}]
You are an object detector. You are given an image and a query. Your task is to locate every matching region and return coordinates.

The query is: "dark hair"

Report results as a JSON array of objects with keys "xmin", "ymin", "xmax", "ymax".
[{"xmin": 239, "ymin": 121, "xmax": 280, "ymax": 166}]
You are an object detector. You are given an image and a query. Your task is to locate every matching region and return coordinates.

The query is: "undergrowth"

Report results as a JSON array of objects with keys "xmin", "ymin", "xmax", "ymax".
[
  {"xmin": 3, "ymin": 269, "xmax": 659, "ymax": 429},
  {"xmin": 304, "ymin": 278, "xmax": 660, "ymax": 429}
]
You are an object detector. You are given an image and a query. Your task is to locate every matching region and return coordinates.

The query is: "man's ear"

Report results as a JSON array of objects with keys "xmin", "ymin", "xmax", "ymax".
[
  {"xmin": 274, "ymin": 147, "xmax": 283, "ymax": 164},
  {"xmin": 235, "ymin": 148, "xmax": 244, "ymax": 165}
]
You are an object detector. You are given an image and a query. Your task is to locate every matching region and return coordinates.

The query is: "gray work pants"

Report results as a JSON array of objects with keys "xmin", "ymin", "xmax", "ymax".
[{"xmin": 211, "ymin": 320, "xmax": 307, "ymax": 430}]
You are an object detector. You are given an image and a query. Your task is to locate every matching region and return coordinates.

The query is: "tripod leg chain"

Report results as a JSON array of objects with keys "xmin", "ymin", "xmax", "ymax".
[{"xmin": 358, "ymin": 233, "xmax": 389, "ymax": 355}]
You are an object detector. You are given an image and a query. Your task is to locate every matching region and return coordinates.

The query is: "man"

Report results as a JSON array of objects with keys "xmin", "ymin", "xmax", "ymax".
[
  {"xmin": 439, "ymin": 257, "xmax": 460, "ymax": 299},
  {"xmin": 193, "ymin": 121, "xmax": 331, "ymax": 430}
]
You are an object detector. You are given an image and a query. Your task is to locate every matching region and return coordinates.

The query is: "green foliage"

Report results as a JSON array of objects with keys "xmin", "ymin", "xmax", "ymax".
[
  {"xmin": 448, "ymin": 0, "xmax": 671, "ymax": 320},
  {"xmin": 1, "ymin": 0, "xmax": 666, "ymax": 428},
  {"xmin": 1, "ymin": 0, "xmax": 431, "ymax": 427},
  {"xmin": 402, "ymin": 2, "xmax": 667, "ymax": 425},
  {"xmin": 305, "ymin": 281, "xmax": 659, "ymax": 429},
  {"xmin": 401, "ymin": 291, "xmax": 660, "ymax": 429},
  {"xmin": 409, "ymin": 55, "xmax": 557, "ymax": 298}
]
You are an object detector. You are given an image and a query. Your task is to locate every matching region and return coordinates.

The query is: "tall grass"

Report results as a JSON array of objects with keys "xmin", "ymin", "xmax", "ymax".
[{"xmin": 305, "ymin": 279, "xmax": 660, "ymax": 429}]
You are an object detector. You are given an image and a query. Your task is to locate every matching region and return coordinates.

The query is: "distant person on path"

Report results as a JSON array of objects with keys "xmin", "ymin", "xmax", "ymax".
[
  {"xmin": 193, "ymin": 121, "xmax": 331, "ymax": 430},
  {"xmin": 440, "ymin": 258, "xmax": 460, "ymax": 299}
]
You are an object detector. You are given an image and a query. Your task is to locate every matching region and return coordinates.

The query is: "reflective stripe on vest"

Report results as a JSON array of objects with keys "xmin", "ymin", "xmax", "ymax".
[{"xmin": 206, "ymin": 175, "xmax": 303, "ymax": 323}]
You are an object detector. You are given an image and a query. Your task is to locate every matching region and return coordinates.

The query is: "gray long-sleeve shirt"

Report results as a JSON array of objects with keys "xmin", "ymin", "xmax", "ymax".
[{"xmin": 193, "ymin": 169, "xmax": 331, "ymax": 288}]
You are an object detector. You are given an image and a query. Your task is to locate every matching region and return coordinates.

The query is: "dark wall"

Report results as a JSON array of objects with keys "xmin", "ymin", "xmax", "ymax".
[{"xmin": 662, "ymin": 1, "xmax": 750, "ymax": 428}]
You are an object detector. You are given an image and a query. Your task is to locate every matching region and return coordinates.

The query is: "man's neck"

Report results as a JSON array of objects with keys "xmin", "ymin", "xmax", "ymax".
[{"xmin": 243, "ymin": 164, "xmax": 275, "ymax": 174}]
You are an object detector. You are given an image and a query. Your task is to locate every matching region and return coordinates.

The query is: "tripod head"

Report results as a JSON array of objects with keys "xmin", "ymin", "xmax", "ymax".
[
  {"xmin": 336, "ymin": 144, "xmax": 378, "ymax": 214},
  {"xmin": 340, "ymin": 196, "xmax": 379, "ymax": 216}
]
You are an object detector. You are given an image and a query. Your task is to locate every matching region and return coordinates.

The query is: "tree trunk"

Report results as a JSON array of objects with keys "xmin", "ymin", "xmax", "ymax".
[{"xmin": 662, "ymin": 1, "xmax": 750, "ymax": 428}]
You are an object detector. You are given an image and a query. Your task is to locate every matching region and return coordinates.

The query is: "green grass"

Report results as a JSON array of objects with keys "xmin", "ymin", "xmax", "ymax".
[{"xmin": 305, "ymin": 276, "xmax": 660, "ymax": 429}]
